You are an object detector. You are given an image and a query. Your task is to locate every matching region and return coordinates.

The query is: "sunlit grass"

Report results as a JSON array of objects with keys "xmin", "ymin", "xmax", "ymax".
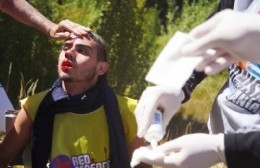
[{"xmin": 182, "ymin": 70, "xmax": 228, "ymax": 123}]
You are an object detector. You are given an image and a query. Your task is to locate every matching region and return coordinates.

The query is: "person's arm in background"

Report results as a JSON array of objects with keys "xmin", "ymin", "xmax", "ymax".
[
  {"xmin": 0, "ymin": 0, "xmax": 91, "ymax": 40},
  {"xmin": 0, "ymin": 108, "xmax": 33, "ymax": 167}
]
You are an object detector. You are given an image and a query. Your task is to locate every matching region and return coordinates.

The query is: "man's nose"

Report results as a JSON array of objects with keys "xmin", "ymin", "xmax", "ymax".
[{"xmin": 65, "ymin": 48, "xmax": 75, "ymax": 59}]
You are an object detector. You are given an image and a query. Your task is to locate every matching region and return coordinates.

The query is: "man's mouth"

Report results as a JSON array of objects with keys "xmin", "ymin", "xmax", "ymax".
[{"xmin": 61, "ymin": 60, "xmax": 73, "ymax": 71}]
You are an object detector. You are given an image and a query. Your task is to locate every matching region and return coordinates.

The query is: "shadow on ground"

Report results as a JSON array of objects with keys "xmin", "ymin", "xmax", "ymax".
[{"xmin": 164, "ymin": 109, "xmax": 209, "ymax": 141}]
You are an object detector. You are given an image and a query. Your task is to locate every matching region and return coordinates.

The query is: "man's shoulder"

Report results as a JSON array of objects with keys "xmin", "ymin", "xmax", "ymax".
[
  {"xmin": 22, "ymin": 90, "xmax": 49, "ymax": 101},
  {"xmin": 20, "ymin": 89, "xmax": 50, "ymax": 121},
  {"xmin": 20, "ymin": 89, "xmax": 50, "ymax": 107},
  {"xmin": 116, "ymin": 95, "xmax": 137, "ymax": 112},
  {"xmin": 116, "ymin": 95, "xmax": 137, "ymax": 105},
  {"xmin": 31, "ymin": 90, "xmax": 50, "ymax": 98}
]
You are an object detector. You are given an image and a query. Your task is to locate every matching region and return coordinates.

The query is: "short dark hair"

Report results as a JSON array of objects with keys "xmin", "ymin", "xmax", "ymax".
[
  {"xmin": 88, "ymin": 32, "xmax": 108, "ymax": 62},
  {"xmin": 87, "ymin": 32, "xmax": 108, "ymax": 80}
]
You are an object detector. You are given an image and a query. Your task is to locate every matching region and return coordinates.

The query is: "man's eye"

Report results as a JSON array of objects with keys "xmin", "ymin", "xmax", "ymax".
[
  {"xmin": 78, "ymin": 49, "xmax": 84, "ymax": 53},
  {"xmin": 62, "ymin": 45, "xmax": 70, "ymax": 50},
  {"xmin": 77, "ymin": 48, "xmax": 87, "ymax": 55}
]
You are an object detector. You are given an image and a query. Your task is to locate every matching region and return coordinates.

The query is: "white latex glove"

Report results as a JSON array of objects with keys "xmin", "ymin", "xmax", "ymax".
[
  {"xmin": 135, "ymin": 86, "xmax": 184, "ymax": 138},
  {"xmin": 131, "ymin": 146, "xmax": 166, "ymax": 168},
  {"xmin": 131, "ymin": 133, "xmax": 225, "ymax": 168},
  {"xmin": 181, "ymin": 9, "xmax": 260, "ymax": 75}
]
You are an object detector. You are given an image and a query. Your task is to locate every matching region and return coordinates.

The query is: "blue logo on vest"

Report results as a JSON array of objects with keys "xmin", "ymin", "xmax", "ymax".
[{"xmin": 50, "ymin": 155, "xmax": 74, "ymax": 168}]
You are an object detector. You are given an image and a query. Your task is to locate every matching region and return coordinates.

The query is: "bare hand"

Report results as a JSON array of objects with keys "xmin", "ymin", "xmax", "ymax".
[{"xmin": 49, "ymin": 19, "xmax": 92, "ymax": 40}]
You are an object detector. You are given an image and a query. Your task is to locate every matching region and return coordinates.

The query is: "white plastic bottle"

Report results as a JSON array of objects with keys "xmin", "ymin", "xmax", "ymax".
[{"xmin": 144, "ymin": 109, "xmax": 165, "ymax": 149}]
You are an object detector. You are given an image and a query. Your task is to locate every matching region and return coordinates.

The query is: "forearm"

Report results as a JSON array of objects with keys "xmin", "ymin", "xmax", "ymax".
[
  {"xmin": 225, "ymin": 132, "xmax": 260, "ymax": 168},
  {"xmin": 0, "ymin": 128, "xmax": 30, "ymax": 168},
  {"xmin": 0, "ymin": 0, "xmax": 56, "ymax": 35},
  {"xmin": 182, "ymin": 70, "xmax": 206, "ymax": 103},
  {"xmin": 0, "ymin": 143, "xmax": 12, "ymax": 168}
]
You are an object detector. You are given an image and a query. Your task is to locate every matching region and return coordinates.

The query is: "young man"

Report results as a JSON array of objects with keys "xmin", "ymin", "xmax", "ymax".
[
  {"xmin": 0, "ymin": 0, "xmax": 91, "ymax": 135},
  {"xmin": 0, "ymin": 32, "xmax": 150, "ymax": 168}
]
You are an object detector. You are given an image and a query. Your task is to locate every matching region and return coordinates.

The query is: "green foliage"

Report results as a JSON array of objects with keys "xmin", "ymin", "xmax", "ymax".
[
  {"xmin": 0, "ymin": 3, "xmax": 229, "ymax": 168},
  {"xmin": 0, "ymin": 0, "xmax": 224, "ymax": 120},
  {"xmin": 98, "ymin": 0, "xmax": 155, "ymax": 98},
  {"xmin": 182, "ymin": 70, "xmax": 228, "ymax": 122},
  {"xmin": 0, "ymin": 3, "xmax": 231, "ymax": 168},
  {"xmin": 0, "ymin": 11, "xmax": 56, "ymax": 107},
  {"xmin": 18, "ymin": 74, "xmax": 39, "ymax": 101},
  {"xmin": 49, "ymin": 0, "xmax": 106, "ymax": 26}
]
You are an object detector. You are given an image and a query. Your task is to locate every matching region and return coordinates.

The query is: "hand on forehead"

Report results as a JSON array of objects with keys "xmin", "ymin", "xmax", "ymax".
[
  {"xmin": 63, "ymin": 33, "xmax": 95, "ymax": 49},
  {"xmin": 68, "ymin": 32, "xmax": 94, "ymax": 41}
]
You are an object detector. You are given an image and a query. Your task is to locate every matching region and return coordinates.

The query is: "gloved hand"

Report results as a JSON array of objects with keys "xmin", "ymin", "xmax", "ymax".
[
  {"xmin": 135, "ymin": 86, "xmax": 184, "ymax": 138},
  {"xmin": 130, "ymin": 146, "xmax": 165, "ymax": 168},
  {"xmin": 131, "ymin": 133, "xmax": 225, "ymax": 168},
  {"xmin": 181, "ymin": 9, "xmax": 260, "ymax": 75}
]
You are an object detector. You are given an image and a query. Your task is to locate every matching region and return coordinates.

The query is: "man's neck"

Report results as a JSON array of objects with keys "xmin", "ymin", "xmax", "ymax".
[{"xmin": 62, "ymin": 80, "xmax": 97, "ymax": 97}]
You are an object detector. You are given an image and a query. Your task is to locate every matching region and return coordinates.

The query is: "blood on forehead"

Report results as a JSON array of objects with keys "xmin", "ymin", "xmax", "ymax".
[{"xmin": 66, "ymin": 33, "xmax": 94, "ymax": 44}]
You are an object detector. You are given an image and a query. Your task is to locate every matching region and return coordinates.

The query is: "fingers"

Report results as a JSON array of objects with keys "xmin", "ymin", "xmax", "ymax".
[
  {"xmin": 204, "ymin": 54, "xmax": 236, "ymax": 75},
  {"xmin": 155, "ymin": 138, "xmax": 182, "ymax": 154},
  {"xmin": 50, "ymin": 19, "xmax": 92, "ymax": 40},
  {"xmin": 135, "ymin": 88, "xmax": 160, "ymax": 137},
  {"xmin": 51, "ymin": 32, "xmax": 71, "ymax": 40},
  {"xmin": 58, "ymin": 19, "xmax": 92, "ymax": 35},
  {"xmin": 181, "ymin": 17, "xmax": 219, "ymax": 56},
  {"xmin": 181, "ymin": 10, "xmax": 235, "ymax": 57},
  {"xmin": 194, "ymin": 49, "xmax": 221, "ymax": 72},
  {"xmin": 163, "ymin": 153, "xmax": 183, "ymax": 167},
  {"xmin": 194, "ymin": 49, "xmax": 236, "ymax": 75},
  {"xmin": 155, "ymin": 139, "xmax": 185, "ymax": 167},
  {"xmin": 131, "ymin": 146, "xmax": 165, "ymax": 167},
  {"xmin": 162, "ymin": 105, "xmax": 181, "ymax": 131}
]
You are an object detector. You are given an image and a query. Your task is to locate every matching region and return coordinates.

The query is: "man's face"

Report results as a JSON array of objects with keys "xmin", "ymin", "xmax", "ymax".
[{"xmin": 57, "ymin": 36, "xmax": 107, "ymax": 83}]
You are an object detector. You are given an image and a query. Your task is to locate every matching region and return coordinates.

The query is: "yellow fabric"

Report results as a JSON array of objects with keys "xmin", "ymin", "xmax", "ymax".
[{"xmin": 21, "ymin": 91, "xmax": 137, "ymax": 167}]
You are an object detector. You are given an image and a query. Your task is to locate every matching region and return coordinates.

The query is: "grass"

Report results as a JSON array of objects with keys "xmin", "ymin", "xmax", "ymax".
[{"xmin": 182, "ymin": 70, "xmax": 228, "ymax": 123}]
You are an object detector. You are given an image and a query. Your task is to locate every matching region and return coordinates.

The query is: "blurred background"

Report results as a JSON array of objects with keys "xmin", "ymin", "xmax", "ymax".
[{"xmin": 0, "ymin": 0, "xmax": 228, "ymax": 167}]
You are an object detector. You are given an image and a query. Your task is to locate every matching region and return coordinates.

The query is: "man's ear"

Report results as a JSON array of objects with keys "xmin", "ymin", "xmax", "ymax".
[{"xmin": 97, "ymin": 62, "xmax": 109, "ymax": 76}]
